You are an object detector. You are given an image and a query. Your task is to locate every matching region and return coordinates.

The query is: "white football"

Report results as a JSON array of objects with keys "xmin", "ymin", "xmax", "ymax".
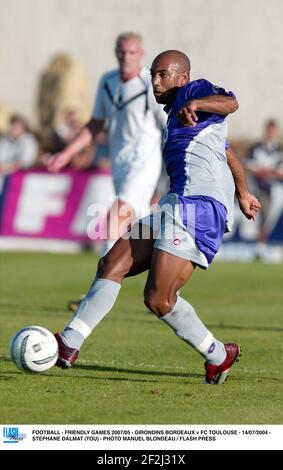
[{"xmin": 10, "ymin": 326, "xmax": 58, "ymax": 373}]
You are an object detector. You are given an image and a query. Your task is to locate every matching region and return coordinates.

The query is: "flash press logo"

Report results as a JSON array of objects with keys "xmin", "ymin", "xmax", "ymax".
[{"xmin": 3, "ymin": 427, "xmax": 27, "ymax": 444}]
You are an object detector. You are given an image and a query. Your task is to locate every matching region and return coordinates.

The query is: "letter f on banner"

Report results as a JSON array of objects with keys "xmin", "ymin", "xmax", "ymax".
[{"xmin": 14, "ymin": 174, "xmax": 71, "ymax": 232}]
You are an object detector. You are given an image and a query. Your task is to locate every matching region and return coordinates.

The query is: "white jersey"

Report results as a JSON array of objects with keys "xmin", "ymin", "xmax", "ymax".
[
  {"xmin": 246, "ymin": 142, "xmax": 283, "ymax": 170},
  {"xmin": 0, "ymin": 134, "xmax": 38, "ymax": 168},
  {"xmin": 92, "ymin": 67, "xmax": 166, "ymax": 186}
]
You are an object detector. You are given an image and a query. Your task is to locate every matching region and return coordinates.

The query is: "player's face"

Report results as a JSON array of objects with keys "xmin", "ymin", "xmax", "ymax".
[
  {"xmin": 116, "ymin": 38, "xmax": 143, "ymax": 80},
  {"xmin": 150, "ymin": 58, "xmax": 189, "ymax": 104},
  {"xmin": 265, "ymin": 123, "xmax": 279, "ymax": 143},
  {"xmin": 9, "ymin": 120, "xmax": 25, "ymax": 139}
]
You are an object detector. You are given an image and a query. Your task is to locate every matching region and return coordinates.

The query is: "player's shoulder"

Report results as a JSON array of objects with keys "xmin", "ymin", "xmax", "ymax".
[
  {"xmin": 182, "ymin": 78, "xmax": 227, "ymax": 103},
  {"xmin": 139, "ymin": 67, "xmax": 151, "ymax": 85},
  {"xmin": 248, "ymin": 142, "xmax": 265, "ymax": 158},
  {"xmin": 100, "ymin": 69, "xmax": 120, "ymax": 84},
  {"xmin": 183, "ymin": 78, "xmax": 213, "ymax": 94},
  {"xmin": 190, "ymin": 78, "xmax": 213, "ymax": 86}
]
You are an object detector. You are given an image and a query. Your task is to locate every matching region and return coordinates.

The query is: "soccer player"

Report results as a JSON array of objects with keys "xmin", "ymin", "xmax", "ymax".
[
  {"xmin": 53, "ymin": 50, "xmax": 261, "ymax": 384},
  {"xmin": 48, "ymin": 32, "xmax": 165, "ymax": 255}
]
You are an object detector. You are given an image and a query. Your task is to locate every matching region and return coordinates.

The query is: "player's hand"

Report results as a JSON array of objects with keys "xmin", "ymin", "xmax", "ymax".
[
  {"xmin": 178, "ymin": 100, "xmax": 198, "ymax": 127},
  {"xmin": 237, "ymin": 192, "xmax": 261, "ymax": 221},
  {"xmin": 47, "ymin": 151, "xmax": 71, "ymax": 173}
]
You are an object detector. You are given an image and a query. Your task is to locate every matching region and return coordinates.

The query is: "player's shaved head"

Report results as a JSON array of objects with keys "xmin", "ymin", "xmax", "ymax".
[
  {"xmin": 152, "ymin": 50, "xmax": 191, "ymax": 74},
  {"xmin": 150, "ymin": 50, "xmax": 191, "ymax": 104}
]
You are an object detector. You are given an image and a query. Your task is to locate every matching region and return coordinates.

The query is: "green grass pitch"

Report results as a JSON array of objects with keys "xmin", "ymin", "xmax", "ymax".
[{"xmin": 0, "ymin": 252, "xmax": 282, "ymax": 424}]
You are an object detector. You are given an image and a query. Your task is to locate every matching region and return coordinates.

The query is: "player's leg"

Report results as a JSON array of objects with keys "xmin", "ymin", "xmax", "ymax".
[
  {"xmin": 69, "ymin": 167, "xmax": 160, "ymax": 309},
  {"xmin": 68, "ymin": 176, "xmax": 158, "ymax": 312},
  {"xmin": 56, "ymin": 227, "xmax": 155, "ymax": 368},
  {"xmin": 145, "ymin": 189, "xmax": 240, "ymax": 383},
  {"xmin": 68, "ymin": 198, "xmax": 140, "ymax": 312},
  {"xmin": 144, "ymin": 248, "xmax": 227, "ymax": 362},
  {"xmin": 144, "ymin": 190, "xmax": 241, "ymax": 383},
  {"xmin": 144, "ymin": 249, "xmax": 240, "ymax": 384}
]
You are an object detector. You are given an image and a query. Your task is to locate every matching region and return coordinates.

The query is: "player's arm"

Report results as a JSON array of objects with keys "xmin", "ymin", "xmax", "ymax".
[
  {"xmin": 178, "ymin": 95, "xmax": 239, "ymax": 127},
  {"xmin": 226, "ymin": 147, "xmax": 261, "ymax": 221},
  {"xmin": 47, "ymin": 118, "xmax": 105, "ymax": 173}
]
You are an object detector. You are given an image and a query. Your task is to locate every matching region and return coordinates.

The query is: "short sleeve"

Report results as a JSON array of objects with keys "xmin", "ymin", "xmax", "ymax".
[{"xmin": 185, "ymin": 79, "xmax": 236, "ymax": 101}]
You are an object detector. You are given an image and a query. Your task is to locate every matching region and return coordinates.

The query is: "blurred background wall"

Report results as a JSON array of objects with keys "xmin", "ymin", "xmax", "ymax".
[{"xmin": 0, "ymin": 0, "xmax": 282, "ymax": 138}]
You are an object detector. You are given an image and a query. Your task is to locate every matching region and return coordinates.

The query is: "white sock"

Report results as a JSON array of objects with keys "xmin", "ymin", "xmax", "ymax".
[
  {"xmin": 161, "ymin": 296, "xmax": 226, "ymax": 365},
  {"xmin": 62, "ymin": 278, "xmax": 121, "ymax": 349}
]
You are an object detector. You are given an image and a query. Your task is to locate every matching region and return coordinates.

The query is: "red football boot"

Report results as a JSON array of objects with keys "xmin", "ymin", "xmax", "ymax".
[
  {"xmin": 54, "ymin": 333, "xmax": 79, "ymax": 369},
  {"xmin": 204, "ymin": 343, "xmax": 241, "ymax": 384}
]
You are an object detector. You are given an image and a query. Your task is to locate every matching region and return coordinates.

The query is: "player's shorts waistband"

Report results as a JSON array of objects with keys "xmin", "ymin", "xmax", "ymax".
[{"xmin": 140, "ymin": 193, "xmax": 227, "ymax": 268}]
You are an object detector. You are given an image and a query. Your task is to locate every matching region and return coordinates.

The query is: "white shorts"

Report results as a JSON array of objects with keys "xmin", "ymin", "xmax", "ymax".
[
  {"xmin": 112, "ymin": 158, "xmax": 162, "ymax": 219},
  {"xmin": 139, "ymin": 193, "xmax": 209, "ymax": 268}
]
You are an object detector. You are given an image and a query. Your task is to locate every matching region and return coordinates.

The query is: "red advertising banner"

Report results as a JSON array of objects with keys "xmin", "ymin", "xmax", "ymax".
[{"xmin": 0, "ymin": 169, "xmax": 115, "ymax": 243}]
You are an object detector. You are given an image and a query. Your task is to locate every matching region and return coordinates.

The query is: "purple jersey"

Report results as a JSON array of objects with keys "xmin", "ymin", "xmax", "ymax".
[
  {"xmin": 158, "ymin": 79, "xmax": 237, "ymax": 266},
  {"xmin": 163, "ymin": 78, "xmax": 235, "ymax": 232}
]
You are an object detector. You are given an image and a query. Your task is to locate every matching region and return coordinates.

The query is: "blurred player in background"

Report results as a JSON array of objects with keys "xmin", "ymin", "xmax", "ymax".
[
  {"xmin": 48, "ymin": 33, "xmax": 166, "ymax": 309},
  {"xmin": 245, "ymin": 119, "xmax": 283, "ymax": 258},
  {"xmin": 48, "ymin": 32, "xmax": 166, "ymax": 310},
  {"xmin": 52, "ymin": 50, "xmax": 261, "ymax": 384},
  {"xmin": 48, "ymin": 32, "xmax": 165, "ymax": 247}
]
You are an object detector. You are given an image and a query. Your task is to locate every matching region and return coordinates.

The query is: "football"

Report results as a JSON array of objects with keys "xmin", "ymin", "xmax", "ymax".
[{"xmin": 10, "ymin": 326, "xmax": 58, "ymax": 373}]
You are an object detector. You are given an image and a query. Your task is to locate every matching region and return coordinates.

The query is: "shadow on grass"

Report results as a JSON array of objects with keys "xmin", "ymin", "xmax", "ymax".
[
  {"xmin": 75, "ymin": 363, "xmax": 203, "ymax": 380},
  {"xmin": 0, "ymin": 371, "xmax": 191, "ymax": 385},
  {"xmin": 0, "ymin": 368, "xmax": 198, "ymax": 386},
  {"xmin": 1, "ymin": 357, "xmax": 282, "ymax": 384},
  {"xmin": 0, "ymin": 354, "xmax": 202, "ymax": 382},
  {"xmin": 70, "ymin": 364, "xmax": 283, "ymax": 384}
]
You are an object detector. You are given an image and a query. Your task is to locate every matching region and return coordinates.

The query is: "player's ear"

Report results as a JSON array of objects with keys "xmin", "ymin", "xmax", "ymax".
[{"xmin": 180, "ymin": 72, "xmax": 189, "ymax": 86}]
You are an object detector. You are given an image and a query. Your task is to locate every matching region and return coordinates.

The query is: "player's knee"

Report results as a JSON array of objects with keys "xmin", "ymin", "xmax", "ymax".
[{"xmin": 144, "ymin": 289, "xmax": 174, "ymax": 318}]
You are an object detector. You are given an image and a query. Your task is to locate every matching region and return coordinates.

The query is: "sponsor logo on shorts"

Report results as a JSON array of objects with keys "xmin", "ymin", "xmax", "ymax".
[{"xmin": 173, "ymin": 238, "xmax": 181, "ymax": 246}]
